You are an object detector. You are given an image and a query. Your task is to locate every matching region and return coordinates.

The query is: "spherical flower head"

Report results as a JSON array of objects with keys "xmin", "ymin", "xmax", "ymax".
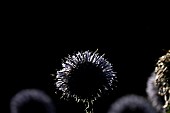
[
  {"xmin": 10, "ymin": 89, "xmax": 55, "ymax": 113},
  {"xmin": 107, "ymin": 94, "xmax": 157, "ymax": 113},
  {"xmin": 146, "ymin": 50, "xmax": 170, "ymax": 113},
  {"xmin": 146, "ymin": 72, "xmax": 165, "ymax": 113},
  {"xmin": 155, "ymin": 50, "xmax": 170, "ymax": 112},
  {"xmin": 54, "ymin": 50, "xmax": 117, "ymax": 113}
]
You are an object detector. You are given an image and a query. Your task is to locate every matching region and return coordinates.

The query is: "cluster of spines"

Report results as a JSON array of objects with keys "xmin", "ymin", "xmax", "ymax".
[{"xmin": 54, "ymin": 50, "xmax": 117, "ymax": 113}]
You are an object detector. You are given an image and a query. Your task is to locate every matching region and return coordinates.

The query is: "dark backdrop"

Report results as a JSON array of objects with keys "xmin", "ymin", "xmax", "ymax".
[{"xmin": 2, "ymin": 3, "xmax": 169, "ymax": 113}]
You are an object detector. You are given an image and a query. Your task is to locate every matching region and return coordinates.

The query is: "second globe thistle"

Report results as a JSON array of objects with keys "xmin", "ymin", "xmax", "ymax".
[
  {"xmin": 54, "ymin": 49, "xmax": 117, "ymax": 113},
  {"xmin": 155, "ymin": 50, "xmax": 170, "ymax": 112},
  {"xmin": 146, "ymin": 50, "xmax": 170, "ymax": 113}
]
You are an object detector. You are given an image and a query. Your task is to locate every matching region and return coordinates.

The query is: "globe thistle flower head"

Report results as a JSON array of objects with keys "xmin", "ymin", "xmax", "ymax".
[
  {"xmin": 54, "ymin": 49, "xmax": 117, "ymax": 113},
  {"xmin": 155, "ymin": 50, "xmax": 170, "ymax": 112},
  {"xmin": 146, "ymin": 72, "xmax": 165, "ymax": 113},
  {"xmin": 10, "ymin": 89, "xmax": 55, "ymax": 113},
  {"xmin": 107, "ymin": 94, "xmax": 157, "ymax": 113}
]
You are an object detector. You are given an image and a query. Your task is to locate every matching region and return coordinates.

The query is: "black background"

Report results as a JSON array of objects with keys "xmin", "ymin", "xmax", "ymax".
[{"xmin": 2, "ymin": 3, "xmax": 169, "ymax": 113}]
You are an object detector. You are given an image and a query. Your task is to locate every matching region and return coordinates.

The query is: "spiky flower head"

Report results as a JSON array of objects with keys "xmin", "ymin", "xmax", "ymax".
[
  {"xmin": 10, "ymin": 89, "xmax": 55, "ymax": 113},
  {"xmin": 54, "ymin": 49, "xmax": 117, "ymax": 113},
  {"xmin": 146, "ymin": 72, "xmax": 165, "ymax": 113},
  {"xmin": 154, "ymin": 50, "xmax": 170, "ymax": 112},
  {"xmin": 107, "ymin": 94, "xmax": 157, "ymax": 113}
]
